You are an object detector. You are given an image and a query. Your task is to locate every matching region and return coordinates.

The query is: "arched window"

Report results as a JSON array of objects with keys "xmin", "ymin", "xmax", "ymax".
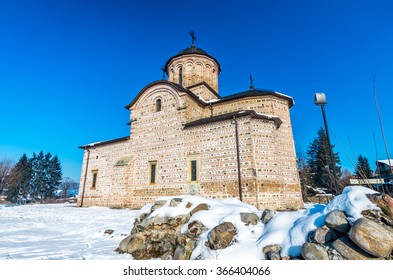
[
  {"xmin": 155, "ymin": 98, "xmax": 162, "ymax": 112},
  {"xmin": 179, "ymin": 67, "xmax": 183, "ymax": 85}
]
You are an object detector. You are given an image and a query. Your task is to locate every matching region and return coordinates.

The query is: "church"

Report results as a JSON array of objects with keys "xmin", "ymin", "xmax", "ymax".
[{"xmin": 77, "ymin": 35, "xmax": 304, "ymax": 210}]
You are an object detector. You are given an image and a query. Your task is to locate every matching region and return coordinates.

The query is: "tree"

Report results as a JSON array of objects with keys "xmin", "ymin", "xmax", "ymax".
[
  {"xmin": 306, "ymin": 127, "xmax": 342, "ymax": 194},
  {"xmin": 0, "ymin": 159, "xmax": 13, "ymax": 195},
  {"xmin": 58, "ymin": 177, "xmax": 78, "ymax": 198},
  {"xmin": 297, "ymin": 150, "xmax": 313, "ymax": 202},
  {"xmin": 354, "ymin": 155, "xmax": 373, "ymax": 179},
  {"xmin": 31, "ymin": 151, "xmax": 62, "ymax": 202},
  {"xmin": 6, "ymin": 154, "xmax": 32, "ymax": 203}
]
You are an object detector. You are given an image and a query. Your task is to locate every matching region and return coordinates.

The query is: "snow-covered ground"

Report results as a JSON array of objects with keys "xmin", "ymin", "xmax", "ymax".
[
  {"xmin": 0, "ymin": 203, "xmax": 137, "ymax": 260},
  {"xmin": 0, "ymin": 186, "xmax": 380, "ymax": 260}
]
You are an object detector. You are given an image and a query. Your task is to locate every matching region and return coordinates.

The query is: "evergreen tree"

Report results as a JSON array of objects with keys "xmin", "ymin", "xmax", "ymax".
[
  {"xmin": 306, "ymin": 127, "xmax": 341, "ymax": 193},
  {"xmin": 354, "ymin": 155, "xmax": 373, "ymax": 179},
  {"xmin": 6, "ymin": 154, "xmax": 32, "ymax": 203},
  {"xmin": 31, "ymin": 151, "xmax": 62, "ymax": 201}
]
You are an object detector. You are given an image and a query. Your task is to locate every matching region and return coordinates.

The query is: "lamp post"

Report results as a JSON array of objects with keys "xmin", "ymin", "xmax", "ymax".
[{"xmin": 314, "ymin": 93, "xmax": 339, "ymax": 195}]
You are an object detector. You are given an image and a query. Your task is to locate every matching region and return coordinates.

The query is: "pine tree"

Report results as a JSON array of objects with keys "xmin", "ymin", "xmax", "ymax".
[
  {"xmin": 6, "ymin": 154, "xmax": 32, "ymax": 203},
  {"xmin": 31, "ymin": 151, "xmax": 62, "ymax": 201},
  {"xmin": 354, "ymin": 155, "xmax": 373, "ymax": 179},
  {"xmin": 306, "ymin": 127, "xmax": 341, "ymax": 193}
]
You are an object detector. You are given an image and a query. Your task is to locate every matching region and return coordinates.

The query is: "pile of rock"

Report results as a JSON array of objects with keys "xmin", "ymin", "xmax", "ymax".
[
  {"xmin": 300, "ymin": 193, "xmax": 393, "ymax": 260},
  {"xmin": 116, "ymin": 191, "xmax": 393, "ymax": 260},
  {"xmin": 116, "ymin": 198, "xmax": 259, "ymax": 260}
]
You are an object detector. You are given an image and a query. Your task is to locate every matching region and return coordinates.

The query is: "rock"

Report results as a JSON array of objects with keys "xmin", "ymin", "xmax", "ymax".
[
  {"xmin": 176, "ymin": 233, "xmax": 187, "ymax": 246},
  {"xmin": 190, "ymin": 203, "xmax": 209, "ymax": 216},
  {"xmin": 208, "ymin": 222, "xmax": 237, "ymax": 250},
  {"xmin": 149, "ymin": 229, "xmax": 167, "ymax": 242},
  {"xmin": 173, "ymin": 239, "xmax": 197, "ymax": 260},
  {"xmin": 301, "ymin": 242, "xmax": 329, "ymax": 260},
  {"xmin": 126, "ymin": 237, "xmax": 144, "ymax": 254},
  {"xmin": 361, "ymin": 209, "xmax": 393, "ymax": 227},
  {"xmin": 240, "ymin": 213, "xmax": 259, "ymax": 225},
  {"xmin": 348, "ymin": 217, "xmax": 393, "ymax": 257},
  {"xmin": 150, "ymin": 200, "xmax": 166, "ymax": 212},
  {"xmin": 324, "ymin": 210, "xmax": 350, "ymax": 234},
  {"xmin": 117, "ymin": 235, "xmax": 132, "ymax": 253},
  {"xmin": 136, "ymin": 213, "xmax": 149, "ymax": 223},
  {"xmin": 332, "ymin": 237, "xmax": 376, "ymax": 260},
  {"xmin": 187, "ymin": 220, "xmax": 207, "ymax": 238},
  {"xmin": 367, "ymin": 193, "xmax": 393, "ymax": 219},
  {"xmin": 312, "ymin": 225, "xmax": 339, "ymax": 245},
  {"xmin": 186, "ymin": 202, "xmax": 193, "ymax": 208},
  {"xmin": 261, "ymin": 209, "xmax": 275, "ymax": 224},
  {"xmin": 263, "ymin": 244, "xmax": 281, "ymax": 260},
  {"xmin": 104, "ymin": 229, "xmax": 114, "ymax": 235},
  {"xmin": 170, "ymin": 198, "xmax": 183, "ymax": 207},
  {"xmin": 326, "ymin": 247, "xmax": 345, "ymax": 260}
]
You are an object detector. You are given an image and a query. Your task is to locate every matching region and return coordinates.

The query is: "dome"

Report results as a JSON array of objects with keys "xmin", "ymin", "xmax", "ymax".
[{"xmin": 164, "ymin": 46, "xmax": 221, "ymax": 74}]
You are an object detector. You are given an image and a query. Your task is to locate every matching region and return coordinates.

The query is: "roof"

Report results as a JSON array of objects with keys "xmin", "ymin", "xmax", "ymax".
[
  {"xmin": 164, "ymin": 46, "xmax": 221, "ymax": 74},
  {"xmin": 125, "ymin": 80, "xmax": 206, "ymax": 109},
  {"xmin": 377, "ymin": 159, "xmax": 393, "ymax": 166},
  {"xmin": 78, "ymin": 136, "xmax": 130, "ymax": 149},
  {"xmin": 184, "ymin": 110, "xmax": 282, "ymax": 129},
  {"xmin": 216, "ymin": 89, "xmax": 294, "ymax": 108},
  {"xmin": 125, "ymin": 80, "xmax": 294, "ymax": 111}
]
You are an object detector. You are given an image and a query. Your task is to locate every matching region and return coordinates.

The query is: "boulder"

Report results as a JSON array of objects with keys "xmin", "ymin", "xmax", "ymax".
[
  {"xmin": 117, "ymin": 235, "xmax": 132, "ymax": 253},
  {"xmin": 187, "ymin": 220, "xmax": 207, "ymax": 238},
  {"xmin": 332, "ymin": 237, "xmax": 376, "ymax": 260},
  {"xmin": 312, "ymin": 225, "xmax": 339, "ymax": 245},
  {"xmin": 125, "ymin": 237, "xmax": 144, "ymax": 254},
  {"xmin": 170, "ymin": 198, "xmax": 183, "ymax": 207},
  {"xmin": 173, "ymin": 239, "xmax": 197, "ymax": 260},
  {"xmin": 348, "ymin": 217, "xmax": 393, "ymax": 257},
  {"xmin": 240, "ymin": 213, "xmax": 259, "ymax": 225},
  {"xmin": 261, "ymin": 209, "xmax": 275, "ymax": 224},
  {"xmin": 301, "ymin": 242, "xmax": 329, "ymax": 260},
  {"xmin": 263, "ymin": 244, "xmax": 281, "ymax": 260},
  {"xmin": 208, "ymin": 222, "xmax": 236, "ymax": 250},
  {"xmin": 190, "ymin": 203, "xmax": 209, "ymax": 216},
  {"xmin": 324, "ymin": 210, "xmax": 350, "ymax": 234},
  {"xmin": 150, "ymin": 200, "xmax": 166, "ymax": 212},
  {"xmin": 366, "ymin": 193, "xmax": 393, "ymax": 219}
]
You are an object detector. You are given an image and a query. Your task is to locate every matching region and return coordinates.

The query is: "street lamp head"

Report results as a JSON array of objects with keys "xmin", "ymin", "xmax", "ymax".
[{"xmin": 314, "ymin": 92, "xmax": 327, "ymax": 105}]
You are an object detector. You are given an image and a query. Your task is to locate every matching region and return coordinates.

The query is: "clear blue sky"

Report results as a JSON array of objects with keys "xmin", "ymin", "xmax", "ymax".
[{"xmin": 1, "ymin": 0, "xmax": 393, "ymax": 182}]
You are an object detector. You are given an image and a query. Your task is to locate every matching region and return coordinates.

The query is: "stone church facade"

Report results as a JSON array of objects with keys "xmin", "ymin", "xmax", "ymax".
[{"xmin": 77, "ymin": 41, "xmax": 304, "ymax": 210}]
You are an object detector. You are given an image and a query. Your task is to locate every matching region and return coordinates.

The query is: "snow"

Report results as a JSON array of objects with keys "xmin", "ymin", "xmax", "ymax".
[
  {"xmin": 0, "ymin": 203, "xmax": 137, "ymax": 260},
  {"xmin": 377, "ymin": 159, "xmax": 393, "ymax": 166},
  {"xmin": 0, "ymin": 186, "xmax": 380, "ymax": 260}
]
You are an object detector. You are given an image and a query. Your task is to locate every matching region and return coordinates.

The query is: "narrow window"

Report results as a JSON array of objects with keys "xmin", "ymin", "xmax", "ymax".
[
  {"xmin": 155, "ymin": 99, "xmax": 162, "ymax": 112},
  {"xmin": 179, "ymin": 67, "xmax": 183, "ymax": 85},
  {"xmin": 149, "ymin": 161, "xmax": 157, "ymax": 185},
  {"xmin": 91, "ymin": 170, "xmax": 98, "ymax": 189},
  {"xmin": 191, "ymin": 160, "xmax": 197, "ymax": 182},
  {"xmin": 188, "ymin": 156, "xmax": 199, "ymax": 182}
]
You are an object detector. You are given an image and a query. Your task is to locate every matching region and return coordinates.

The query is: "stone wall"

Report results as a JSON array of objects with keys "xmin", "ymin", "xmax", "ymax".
[{"xmin": 78, "ymin": 84, "xmax": 303, "ymax": 210}]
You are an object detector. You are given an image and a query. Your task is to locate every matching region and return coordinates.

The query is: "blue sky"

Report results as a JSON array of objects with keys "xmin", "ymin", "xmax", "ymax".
[{"xmin": 1, "ymin": 0, "xmax": 393, "ymax": 182}]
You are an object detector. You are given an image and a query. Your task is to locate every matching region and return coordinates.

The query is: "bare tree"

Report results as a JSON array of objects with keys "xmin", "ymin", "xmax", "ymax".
[
  {"xmin": 0, "ymin": 159, "xmax": 14, "ymax": 195},
  {"xmin": 59, "ymin": 177, "xmax": 78, "ymax": 198}
]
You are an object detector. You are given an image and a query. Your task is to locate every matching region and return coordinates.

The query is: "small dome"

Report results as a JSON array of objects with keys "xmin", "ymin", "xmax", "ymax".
[{"xmin": 164, "ymin": 46, "xmax": 221, "ymax": 74}]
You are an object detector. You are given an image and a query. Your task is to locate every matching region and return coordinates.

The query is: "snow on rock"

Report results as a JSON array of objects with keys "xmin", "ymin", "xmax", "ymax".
[{"xmin": 119, "ymin": 186, "xmax": 391, "ymax": 260}]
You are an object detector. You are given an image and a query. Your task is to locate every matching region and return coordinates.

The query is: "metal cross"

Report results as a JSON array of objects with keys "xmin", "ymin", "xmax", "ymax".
[{"xmin": 190, "ymin": 31, "xmax": 196, "ymax": 47}]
